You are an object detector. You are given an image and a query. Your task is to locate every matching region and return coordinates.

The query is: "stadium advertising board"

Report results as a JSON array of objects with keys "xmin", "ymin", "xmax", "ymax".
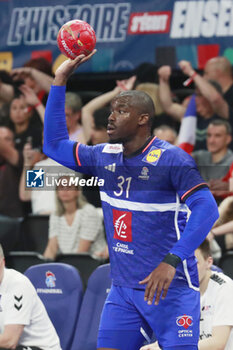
[{"xmin": 1, "ymin": 0, "xmax": 233, "ymax": 72}]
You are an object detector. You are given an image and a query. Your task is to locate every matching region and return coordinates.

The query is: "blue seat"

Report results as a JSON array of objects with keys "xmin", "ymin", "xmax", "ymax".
[
  {"xmin": 211, "ymin": 264, "xmax": 223, "ymax": 273},
  {"xmin": 71, "ymin": 263, "xmax": 111, "ymax": 350},
  {"xmin": 25, "ymin": 263, "xmax": 83, "ymax": 350}
]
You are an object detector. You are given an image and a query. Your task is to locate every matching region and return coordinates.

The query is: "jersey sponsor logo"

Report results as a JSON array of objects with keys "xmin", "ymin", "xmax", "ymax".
[
  {"xmin": 113, "ymin": 209, "xmax": 132, "ymax": 242},
  {"xmin": 14, "ymin": 294, "xmax": 23, "ymax": 311},
  {"xmin": 112, "ymin": 242, "xmax": 134, "ymax": 255},
  {"xmin": 102, "ymin": 144, "xmax": 123, "ymax": 153},
  {"xmin": 138, "ymin": 166, "xmax": 149, "ymax": 180},
  {"xmin": 176, "ymin": 314, "xmax": 193, "ymax": 329},
  {"xmin": 45, "ymin": 271, "xmax": 56, "ymax": 288},
  {"xmin": 142, "ymin": 147, "xmax": 165, "ymax": 166},
  {"xmin": 128, "ymin": 11, "xmax": 171, "ymax": 34}
]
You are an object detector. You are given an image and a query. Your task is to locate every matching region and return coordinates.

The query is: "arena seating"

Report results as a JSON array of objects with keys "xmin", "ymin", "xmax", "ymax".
[
  {"xmin": 25, "ymin": 263, "xmax": 83, "ymax": 350},
  {"xmin": 56, "ymin": 253, "xmax": 104, "ymax": 288},
  {"xmin": 5, "ymin": 251, "xmax": 46, "ymax": 273},
  {"xmin": 71, "ymin": 264, "xmax": 111, "ymax": 350},
  {"xmin": 0, "ymin": 215, "xmax": 23, "ymax": 253}
]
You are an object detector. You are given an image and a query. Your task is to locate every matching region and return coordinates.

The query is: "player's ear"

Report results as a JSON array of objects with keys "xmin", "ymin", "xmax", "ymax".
[{"xmin": 138, "ymin": 113, "xmax": 149, "ymax": 126}]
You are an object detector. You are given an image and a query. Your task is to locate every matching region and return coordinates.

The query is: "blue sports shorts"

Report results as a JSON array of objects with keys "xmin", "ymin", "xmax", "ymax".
[{"xmin": 97, "ymin": 284, "xmax": 200, "ymax": 349}]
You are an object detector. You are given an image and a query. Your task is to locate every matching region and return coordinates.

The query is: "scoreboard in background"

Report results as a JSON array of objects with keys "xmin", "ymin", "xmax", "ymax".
[{"xmin": 1, "ymin": 0, "xmax": 233, "ymax": 73}]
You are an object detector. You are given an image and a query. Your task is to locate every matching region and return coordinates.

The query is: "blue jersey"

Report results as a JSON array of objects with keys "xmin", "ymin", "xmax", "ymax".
[{"xmin": 74, "ymin": 136, "xmax": 207, "ymax": 290}]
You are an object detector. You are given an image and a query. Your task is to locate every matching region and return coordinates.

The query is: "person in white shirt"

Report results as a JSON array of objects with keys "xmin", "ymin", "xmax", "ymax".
[
  {"xmin": 0, "ymin": 244, "xmax": 61, "ymax": 350},
  {"xmin": 43, "ymin": 176, "xmax": 108, "ymax": 260},
  {"xmin": 140, "ymin": 239, "xmax": 233, "ymax": 350}
]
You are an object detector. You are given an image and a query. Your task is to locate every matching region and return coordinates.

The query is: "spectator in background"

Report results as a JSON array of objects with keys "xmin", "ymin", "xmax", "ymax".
[
  {"xmin": 203, "ymin": 57, "xmax": 233, "ymax": 109},
  {"xmin": 140, "ymin": 239, "xmax": 233, "ymax": 350},
  {"xmin": 153, "ymin": 125, "xmax": 177, "ymax": 145},
  {"xmin": 193, "ymin": 119, "xmax": 233, "ymax": 183},
  {"xmin": 43, "ymin": 176, "xmax": 107, "ymax": 260},
  {"xmin": 8, "ymin": 93, "xmax": 42, "ymax": 152},
  {"xmin": 0, "ymin": 244, "xmax": 62, "ymax": 350},
  {"xmin": 0, "ymin": 126, "xmax": 25, "ymax": 217},
  {"xmin": 65, "ymin": 92, "xmax": 86, "ymax": 143}
]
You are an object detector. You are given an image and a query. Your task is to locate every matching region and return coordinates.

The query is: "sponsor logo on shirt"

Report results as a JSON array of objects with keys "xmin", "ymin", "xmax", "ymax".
[
  {"xmin": 176, "ymin": 314, "xmax": 193, "ymax": 338},
  {"xmin": 113, "ymin": 209, "xmax": 132, "ymax": 242},
  {"xmin": 102, "ymin": 144, "xmax": 123, "ymax": 153},
  {"xmin": 14, "ymin": 294, "xmax": 23, "ymax": 311},
  {"xmin": 105, "ymin": 163, "xmax": 116, "ymax": 172},
  {"xmin": 142, "ymin": 147, "xmax": 165, "ymax": 166}
]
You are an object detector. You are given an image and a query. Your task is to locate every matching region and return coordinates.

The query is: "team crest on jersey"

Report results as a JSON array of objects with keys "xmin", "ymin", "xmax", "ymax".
[
  {"xmin": 113, "ymin": 209, "xmax": 132, "ymax": 242},
  {"xmin": 138, "ymin": 167, "xmax": 149, "ymax": 180},
  {"xmin": 142, "ymin": 147, "xmax": 165, "ymax": 166},
  {"xmin": 45, "ymin": 271, "xmax": 56, "ymax": 288}
]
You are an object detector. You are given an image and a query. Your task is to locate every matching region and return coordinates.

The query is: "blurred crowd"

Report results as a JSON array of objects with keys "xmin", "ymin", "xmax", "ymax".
[{"xmin": 0, "ymin": 55, "xmax": 233, "ymax": 263}]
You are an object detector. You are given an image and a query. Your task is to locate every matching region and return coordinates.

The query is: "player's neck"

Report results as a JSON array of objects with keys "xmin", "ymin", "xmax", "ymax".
[
  {"xmin": 199, "ymin": 269, "xmax": 212, "ymax": 295},
  {"xmin": 123, "ymin": 133, "xmax": 151, "ymax": 156}
]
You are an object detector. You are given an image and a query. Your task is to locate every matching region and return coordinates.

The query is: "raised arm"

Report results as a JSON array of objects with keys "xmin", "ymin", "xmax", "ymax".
[
  {"xmin": 43, "ymin": 51, "xmax": 96, "ymax": 169},
  {"xmin": 158, "ymin": 65, "xmax": 185, "ymax": 121},
  {"xmin": 12, "ymin": 67, "xmax": 53, "ymax": 93},
  {"xmin": 179, "ymin": 60, "xmax": 229, "ymax": 119}
]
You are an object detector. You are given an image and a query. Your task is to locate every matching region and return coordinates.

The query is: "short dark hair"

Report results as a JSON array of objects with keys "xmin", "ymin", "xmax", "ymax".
[
  {"xmin": 198, "ymin": 239, "xmax": 212, "ymax": 260},
  {"xmin": 93, "ymin": 107, "xmax": 110, "ymax": 130},
  {"xmin": 209, "ymin": 118, "xmax": 232, "ymax": 135}
]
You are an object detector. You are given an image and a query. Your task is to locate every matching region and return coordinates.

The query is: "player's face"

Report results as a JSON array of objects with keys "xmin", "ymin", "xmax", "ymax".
[
  {"xmin": 207, "ymin": 124, "xmax": 231, "ymax": 154},
  {"xmin": 107, "ymin": 96, "xmax": 140, "ymax": 143},
  {"xmin": 10, "ymin": 97, "xmax": 30, "ymax": 125}
]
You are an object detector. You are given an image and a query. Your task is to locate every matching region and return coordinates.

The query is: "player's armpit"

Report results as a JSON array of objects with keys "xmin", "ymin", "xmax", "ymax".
[
  {"xmin": 198, "ymin": 325, "xmax": 231, "ymax": 350},
  {"xmin": 0, "ymin": 324, "xmax": 24, "ymax": 348}
]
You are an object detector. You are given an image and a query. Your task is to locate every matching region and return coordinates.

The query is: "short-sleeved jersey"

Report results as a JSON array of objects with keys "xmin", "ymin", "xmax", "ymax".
[
  {"xmin": 0, "ymin": 268, "xmax": 61, "ymax": 350},
  {"xmin": 200, "ymin": 272, "xmax": 233, "ymax": 350},
  {"xmin": 74, "ymin": 136, "xmax": 207, "ymax": 289}
]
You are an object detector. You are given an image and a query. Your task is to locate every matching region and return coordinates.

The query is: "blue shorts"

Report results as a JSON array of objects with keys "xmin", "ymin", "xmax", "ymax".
[{"xmin": 97, "ymin": 284, "xmax": 200, "ymax": 349}]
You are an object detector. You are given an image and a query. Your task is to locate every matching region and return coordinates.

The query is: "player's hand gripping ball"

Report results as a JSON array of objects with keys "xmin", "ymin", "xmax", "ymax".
[{"xmin": 57, "ymin": 20, "xmax": 96, "ymax": 59}]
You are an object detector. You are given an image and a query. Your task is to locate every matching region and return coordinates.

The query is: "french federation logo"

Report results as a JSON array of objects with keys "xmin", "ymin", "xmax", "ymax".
[
  {"xmin": 26, "ymin": 169, "xmax": 45, "ymax": 188},
  {"xmin": 45, "ymin": 271, "xmax": 56, "ymax": 288}
]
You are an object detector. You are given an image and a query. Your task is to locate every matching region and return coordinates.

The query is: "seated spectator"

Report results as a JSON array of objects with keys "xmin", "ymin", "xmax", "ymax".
[
  {"xmin": 0, "ymin": 244, "xmax": 62, "ymax": 350},
  {"xmin": 0, "ymin": 126, "xmax": 25, "ymax": 217},
  {"xmin": 153, "ymin": 125, "xmax": 177, "ymax": 145},
  {"xmin": 140, "ymin": 239, "xmax": 233, "ymax": 350},
  {"xmin": 43, "ymin": 176, "xmax": 107, "ymax": 260},
  {"xmin": 192, "ymin": 119, "xmax": 233, "ymax": 183},
  {"xmin": 65, "ymin": 92, "xmax": 86, "ymax": 142}
]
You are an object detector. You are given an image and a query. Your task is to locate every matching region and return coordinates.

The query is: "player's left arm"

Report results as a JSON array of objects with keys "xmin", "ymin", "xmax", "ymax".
[
  {"xmin": 0, "ymin": 324, "xmax": 24, "ymax": 348},
  {"xmin": 198, "ymin": 325, "xmax": 232, "ymax": 350}
]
